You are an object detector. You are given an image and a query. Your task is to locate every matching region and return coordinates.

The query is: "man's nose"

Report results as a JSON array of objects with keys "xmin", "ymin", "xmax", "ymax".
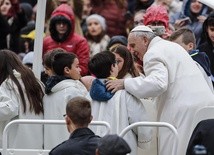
[{"xmin": 127, "ymin": 45, "xmax": 134, "ymax": 53}]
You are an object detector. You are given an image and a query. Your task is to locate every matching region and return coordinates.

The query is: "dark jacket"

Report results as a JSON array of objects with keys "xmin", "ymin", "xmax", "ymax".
[
  {"xmin": 9, "ymin": 11, "xmax": 27, "ymax": 54},
  {"xmin": 91, "ymin": 0, "xmax": 127, "ymax": 37},
  {"xmin": 49, "ymin": 128, "xmax": 100, "ymax": 155},
  {"xmin": 43, "ymin": 4, "xmax": 90, "ymax": 76},
  {"xmin": 197, "ymin": 13, "xmax": 214, "ymax": 76},
  {"xmin": 170, "ymin": 0, "xmax": 209, "ymax": 46},
  {"xmin": 0, "ymin": 13, "xmax": 10, "ymax": 49},
  {"xmin": 189, "ymin": 50, "xmax": 212, "ymax": 76},
  {"xmin": 198, "ymin": 43, "xmax": 214, "ymax": 76},
  {"xmin": 186, "ymin": 119, "xmax": 214, "ymax": 155}
]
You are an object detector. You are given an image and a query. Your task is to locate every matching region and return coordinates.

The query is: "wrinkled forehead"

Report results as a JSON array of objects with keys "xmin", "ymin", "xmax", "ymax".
[{"xmin": 128, "ymin": 32, "xmax": 140, "ymax": 43}]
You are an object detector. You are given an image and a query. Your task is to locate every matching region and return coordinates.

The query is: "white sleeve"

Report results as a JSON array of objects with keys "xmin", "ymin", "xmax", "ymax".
[
  {"xmin": 0, "ymin": 87, "xmax": 18, "ymax": 121},
  {"xmin": 126, "ymin": 92, "xmax": 153, "ymax": 149},
  {"xmin": 124, "ymin": 53, "xmax": 168, "ymax": 99}
]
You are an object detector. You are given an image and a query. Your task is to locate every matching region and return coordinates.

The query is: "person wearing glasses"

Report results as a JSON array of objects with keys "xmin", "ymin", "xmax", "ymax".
[
  {"xmin": 43, "ymin": 52, "xmax": 88, "ymax": 149},
  {"xmin": 49, "ymin": 96, "xmax": 100, "ymax": 155}
]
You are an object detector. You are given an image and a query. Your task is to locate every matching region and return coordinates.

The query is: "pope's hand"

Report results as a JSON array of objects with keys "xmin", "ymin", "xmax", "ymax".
[{"xmin": 106, "ymin": 79, "xmax": 125, "ymax": 93}]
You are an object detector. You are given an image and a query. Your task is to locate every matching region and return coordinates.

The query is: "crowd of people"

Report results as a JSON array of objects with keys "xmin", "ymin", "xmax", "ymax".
[{"xmin": 1, "ymin": 0, "xmax": 214, "ymax": 155}]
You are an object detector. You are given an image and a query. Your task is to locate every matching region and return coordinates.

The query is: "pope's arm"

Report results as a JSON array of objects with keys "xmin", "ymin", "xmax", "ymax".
[{"xmin": 124, "ymin": 53, "xmax": 168, "ymax": 99}]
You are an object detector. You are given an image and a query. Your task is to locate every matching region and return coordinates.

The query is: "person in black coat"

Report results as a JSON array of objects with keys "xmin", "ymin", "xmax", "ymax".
[
  {"xmin": 0, "ymin": 0, "xmax": 27, "ymax": 54},
  {"xmin": 49, "ymin": 97, "xmax": 100, "ymax": 155},
  {"xmin": 198, "ymin": 12, "xmax": 214, "ymax": 78},
  {"xmin": 0, "ymin": 13, "xmax": 10, "ymax": 49},
  {"xmin": 186, "ymin": 119, "xmax": 214, "ymax": 155}
]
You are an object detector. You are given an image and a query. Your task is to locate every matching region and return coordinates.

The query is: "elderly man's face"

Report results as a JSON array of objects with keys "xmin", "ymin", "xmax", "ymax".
[{"xmin": 128, "ymin": 33, "xmax": 148, "ymax": 61}]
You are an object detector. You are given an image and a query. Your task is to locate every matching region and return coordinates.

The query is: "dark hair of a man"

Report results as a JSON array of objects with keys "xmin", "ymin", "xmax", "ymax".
[
  {"xmin": 88, "ymin": 51, "xmax": 116, "ymax": 78},
  {"xmin": 49, "ymin": 15, "xmax": 72, "ymax": 42},
  {"xmin": 52, "ymin": 52, "xmax": 77, "ymax": 76},
  {"xmin": 66, "ymin": 96, "xmax": 91, "ymax": 127},
  {"xmin": 43, "ymin": 48, "xmax": 66, "ymax": 68},
  {"xmin": 112, "ymin": 45, "xmax": 139, "ymax": 78},
  {"xmin": 169, "ymin": 27, "xmax": 196, "ymax": 49},
  {"xmin": 0, "ymin": 49, "xmax": 44, "ymax": 114}
]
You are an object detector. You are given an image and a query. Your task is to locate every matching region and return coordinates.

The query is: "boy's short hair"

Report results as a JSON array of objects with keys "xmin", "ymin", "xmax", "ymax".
[
  {"xmin": 52, "ymin": 52, "xmax": 77, "ymax": 76},
  {"xmin": 88, "ymin": 51, "xmax": 116, "ymax": 78},
  {"xmin": 169, "ymin": 27, "xmax": 196, "ymax": 49},
  {"xmin": 66, "ymin": 96, "xmax": 91, "ymax": 127}
]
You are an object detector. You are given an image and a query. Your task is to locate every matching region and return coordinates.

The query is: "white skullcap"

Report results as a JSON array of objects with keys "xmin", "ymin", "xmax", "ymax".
[
  {"xmin": 131, "ymin": 25, "xmax": 154, "ymax": 33},
  {"xmin": 22, "ymin": 51, "xmax": 34, "ymax": 65},
  {"xmin": 86, "ymin": 14, "xmax": 106, "ymax": 31}
]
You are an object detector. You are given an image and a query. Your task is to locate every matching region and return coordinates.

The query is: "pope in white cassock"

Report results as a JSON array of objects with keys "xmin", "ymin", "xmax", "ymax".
[{"xmin": 106, "ymin": 25, "xmax": 214, "ymax": 155}]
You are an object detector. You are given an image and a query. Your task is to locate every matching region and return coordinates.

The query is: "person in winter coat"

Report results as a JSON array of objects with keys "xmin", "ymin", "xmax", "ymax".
[
  {"xmin": 0, "ymin": 13, "xmax": 10, "ymax": 49},
  {"xmin": 88, "ymin": 51, "xmax": 152, "ymax": 155},
  {"xmin": 43, "ymin": 4, "xmax": 90, "ymax": 76},
  {"xmin": 170, "ymin": 0, "xmax": 210, "ymax": 46},
  {"xmin": 106, "ymin": 25, "xmax": 214, "ymax": 155},
  {"xmin": 0, "ymin": 49, "xmax": 44, "ymax": 149},
  {"xmin": 49, "ymin": 97, "xmax": 100, "ymax": 155},
  {"xmin": 0, "ymin": 0, "xmax": 27, "ymax": 53},
  {"xmin": 198, "ymin": 12, "xmax": 214, "ymax": 80},
  {"xmin": 86, "ymin": 14, "xmax": 110, "ymax": 57},
  {"xmin": 91, "ymin": 0, "xmax": 128, "ymax": 37},
  {"xmin": 43, "ymin": 52, "xmax": 88, "ymax": 149}
]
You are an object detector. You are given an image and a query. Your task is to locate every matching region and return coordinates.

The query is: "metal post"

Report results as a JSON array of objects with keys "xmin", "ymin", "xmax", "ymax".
[{"xmin": 32, "ymin": 0, "xmax": 47, "ymax": 79}]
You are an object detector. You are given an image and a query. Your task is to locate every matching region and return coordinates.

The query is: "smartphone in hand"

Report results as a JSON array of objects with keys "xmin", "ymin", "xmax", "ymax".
[
  {"xmin": 180, "ymin": 17, "xmax": 191, "ymax": 25},
  {"xmin": 150, "ymin": 26, "xmax": 166, "ymax": 36}
]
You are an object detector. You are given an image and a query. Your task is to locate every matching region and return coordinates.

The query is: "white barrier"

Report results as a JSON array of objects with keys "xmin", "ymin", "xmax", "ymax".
[
  {"xmin": 2, "ymin": 119, "xmax": 111, "ymax": 155},
  {"xmin": 119, "ymin": 122, "xmax": 178, "ymax": 155}
]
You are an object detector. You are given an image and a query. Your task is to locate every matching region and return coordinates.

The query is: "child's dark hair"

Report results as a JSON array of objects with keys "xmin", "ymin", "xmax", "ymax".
[
  {"xmin": 88, "ymin": 51, "xmax": 116, "ymax": 78},
  {"xmin": 43, "ymin": 48, "xmax": 66, "ymax": 68},
  {"xmin": 52, "ymin": 52, "xmax": 77, "ymax": 76}
]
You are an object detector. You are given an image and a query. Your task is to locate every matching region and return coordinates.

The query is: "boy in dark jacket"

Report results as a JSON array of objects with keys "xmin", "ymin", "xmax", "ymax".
[
  {"xmin": 169, "ymin": 27, "xmax": 214, "ymax": 89},
  {"xmin": 49, "ymin": 96, "xmax": 100, "ymax": 155}
]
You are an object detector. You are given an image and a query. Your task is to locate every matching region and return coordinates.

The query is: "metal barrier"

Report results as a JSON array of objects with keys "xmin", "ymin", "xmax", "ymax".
[
  {"xmin": 2, "ymin": 119, "xmax": 111, "ymax": 155},
  {"xmin": 119, "ymin": 121, "xmax": 178, "ymax": 155}
]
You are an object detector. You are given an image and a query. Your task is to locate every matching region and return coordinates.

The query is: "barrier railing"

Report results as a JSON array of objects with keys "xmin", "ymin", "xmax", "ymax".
[{"xmin": 2, "ymin": 119, "xmax": 111, "ymax": 155}]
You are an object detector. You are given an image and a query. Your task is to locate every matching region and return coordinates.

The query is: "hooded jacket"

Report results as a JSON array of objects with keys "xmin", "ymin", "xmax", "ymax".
[
  {"xmin": 43, "ymin": 4, "xmax": 89, "ymax": 76},
  {"xmin": 169, "ymin": 0, "xmax": 209, "ymax": 46}
]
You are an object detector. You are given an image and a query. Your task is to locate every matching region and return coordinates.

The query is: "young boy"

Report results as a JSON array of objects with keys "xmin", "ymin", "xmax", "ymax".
[
  {"xmin": 88, "ymin": 51, "xmax": 152, "ymax": 155},
  {"xmin": 43, "ymin": 52, "xmax": 88, "ymax": 149},
  {"xmin": 49, "ymin": 97, "xmax": 100, "ymax": 155},
  {"xmin": 169, "ymin": 27, "xmax": 214, "ymax": 91}
]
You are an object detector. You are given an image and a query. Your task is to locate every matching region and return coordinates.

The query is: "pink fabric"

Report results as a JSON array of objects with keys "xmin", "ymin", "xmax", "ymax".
[{"xmin": 143, "ymin": 5, "xmax": 169, "ymax": 29}]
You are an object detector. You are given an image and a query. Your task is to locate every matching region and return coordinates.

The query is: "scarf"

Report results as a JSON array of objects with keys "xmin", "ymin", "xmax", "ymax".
[{"xmin": 45, "ymin": 75, "xmax": 70, "ymax": 94}]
